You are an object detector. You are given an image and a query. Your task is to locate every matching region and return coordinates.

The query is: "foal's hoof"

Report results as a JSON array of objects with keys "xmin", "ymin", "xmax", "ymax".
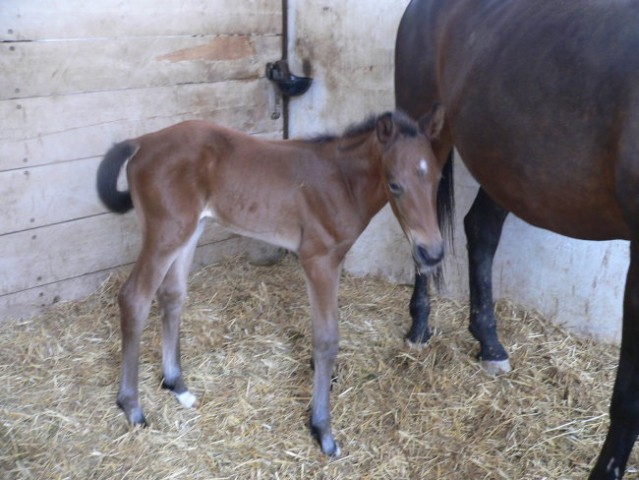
[
  {"xmin": 311, "ymin": 425, "xmax": 341, "ymax": 458},
  {"xmin": 117, "ymin": 401, "xmax": 147, "ymax": 427},
  {"xmin": 175, "ymin": 390, "xmax": 198, "ymax": 409},
  {"xmin": 481, "ymin": 359, "xmax": 512, "ymax": 376},
  {"xmin": 323, "ymin": 440, "xmax": 341, "ymax": 458},
  {"xmin": 319, "ymin": 435, "xmax": 341, "ymax": 458}
]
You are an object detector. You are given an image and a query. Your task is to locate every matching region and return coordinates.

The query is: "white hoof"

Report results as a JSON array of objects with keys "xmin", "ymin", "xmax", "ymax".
[
  {"xmin": 332, "ymin": 444, "xmax": 342, "ymax": 458},
  {"xmin": 481, "ymin": 359, "xmax": 512, "ymax": 376},
  {"xmin": 175, "ymin": 390, "xmax": 198, "ymax": 409},
  {"xmin": 404, "ymin": 338, "xmax": 428, "ymax": 351}
]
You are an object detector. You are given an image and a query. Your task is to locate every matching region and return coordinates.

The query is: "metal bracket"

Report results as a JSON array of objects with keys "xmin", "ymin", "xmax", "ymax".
[{"xmin": 266, "ymin": 59, "xmax": 313, "ymax": 97}]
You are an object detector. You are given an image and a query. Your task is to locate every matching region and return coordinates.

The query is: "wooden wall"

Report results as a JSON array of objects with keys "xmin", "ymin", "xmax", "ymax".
[{"xmin": 0, "ymin": 0, "xmax": 283, "ymax": 319}]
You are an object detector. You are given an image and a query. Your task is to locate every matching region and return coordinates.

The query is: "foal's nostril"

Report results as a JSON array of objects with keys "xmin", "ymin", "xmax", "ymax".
[{"xmin": 415, "ymin": 243, "xmax": 444, "ymax": 267}]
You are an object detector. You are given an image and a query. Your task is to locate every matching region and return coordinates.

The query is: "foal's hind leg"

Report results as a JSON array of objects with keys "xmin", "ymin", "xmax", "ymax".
[
  {"xmin": 464, "ymin": 188, "xmax": 511, "ymax": 375},
  {"xmin": 300, "ymin": 253, "xmax": 342, "ymax": 457},
  {"xmin": 117, "ymin": 248, "xmax": 178, "ymax": 425},
  {"xmin": 590, "ymin": 240, "xmax": 639, "ymax": 480},
  {"xmin": 157, "ymin": 221, "xmax": 205, "ymax": 409}
]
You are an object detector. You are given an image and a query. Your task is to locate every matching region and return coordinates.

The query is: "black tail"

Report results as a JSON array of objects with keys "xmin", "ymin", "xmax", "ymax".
[
  {"xmin": 433, "ymin": 150, "xmax": 455, "ymax": 289},
  {"xmin": 96, "ymin": 140, "xmax": 138, "ymax": 213},
  {"xmin": 437, "ymin": 150, "xmax": 455, "ymax": 248}
]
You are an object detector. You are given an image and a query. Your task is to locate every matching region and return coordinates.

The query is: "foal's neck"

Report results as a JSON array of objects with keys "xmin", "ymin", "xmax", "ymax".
[{"xmin": 332, "ymin": 133, "xmax": 388, "ymax": 222}]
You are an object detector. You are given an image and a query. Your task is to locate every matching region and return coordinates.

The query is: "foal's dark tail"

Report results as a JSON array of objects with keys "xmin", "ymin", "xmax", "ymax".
[
  {"xmin": 96, "ymin": 140, "xmax": 139, "ymax": 214},
  {"xmin": 433, "ymin": 150, "xmax": 455, "ymax": 288}
]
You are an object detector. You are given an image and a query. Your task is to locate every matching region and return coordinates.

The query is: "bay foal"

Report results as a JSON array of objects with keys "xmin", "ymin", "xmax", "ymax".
[{"xmin": 96, "ymin": 109, "xmax": 445, "ymax": 456}]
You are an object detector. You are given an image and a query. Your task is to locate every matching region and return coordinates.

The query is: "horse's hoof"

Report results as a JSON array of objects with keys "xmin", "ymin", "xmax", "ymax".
[
  {"xmin": 404, "ymin": 327, "xmax": 432, "ymax": 347},
  {"xmin": 119, "ymin": 403, "xmax": 147, "ymax": 427},
  {"xmin": 175, "ymin": 390, "xmax": 198, "ymax": 409},
  {"xmin": 321, "ymin": 437, "xmax": 341, "ymax": 458},
  {"xmin": 405, "ymin": 338, "xmax": 428, "ymax": 351},
  {"xmin": 311, "ymin": 423, "xmax": 340, "ymax": 457},
  {"xmin": 481, "ymin": 359, "xmax": 512, "ymax": 376}
]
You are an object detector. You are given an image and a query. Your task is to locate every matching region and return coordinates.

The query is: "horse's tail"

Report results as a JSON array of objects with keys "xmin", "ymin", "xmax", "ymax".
[
  {"xmin": 96, "ymin": 140, "xmax": 139, "ymax": 214},
  {"xmin": 437, "ymin": 150, "xmax": 455, "ymax": 246},
  {"xmin": 433, "ymin": 150, "xmax": 455, "ymax": 288}
]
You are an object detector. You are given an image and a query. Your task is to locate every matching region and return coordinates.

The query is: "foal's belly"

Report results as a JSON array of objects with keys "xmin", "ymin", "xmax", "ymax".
[{"xmin": 200, "ymin": 205, "xmax": 302, "ymax": 252}]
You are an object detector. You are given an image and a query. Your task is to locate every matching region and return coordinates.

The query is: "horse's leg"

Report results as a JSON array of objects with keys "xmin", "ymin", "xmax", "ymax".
[
  {"xmin": 405, "ymin": 148, "xmax": 454, "ymax": 347},
  {"xmin": 590, "ymin": 240, "xmax": 639, "ymax": 480},
  {"xmin": 157, "ymin": 220, "xmax": 205, "ymax": 410},
  {"xmin": 116, "ymin": 247, "xmax": 177, "ymax": 425},
  {"xmin": 464, "ymin": 188, "xmax": 511, "ymax": 375},
  {"xmin": 405, "ymin": 272, "xmax": 432, "ymax": 346},
  {"xmin": 300, "ymin": 253, "xmax": 342, "ymax": 457}
]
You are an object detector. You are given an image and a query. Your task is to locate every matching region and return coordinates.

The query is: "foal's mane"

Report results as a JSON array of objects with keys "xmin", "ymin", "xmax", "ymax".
[{"xmin": 306, "ymin": 109, "xmax": 418, "ymax": 145}]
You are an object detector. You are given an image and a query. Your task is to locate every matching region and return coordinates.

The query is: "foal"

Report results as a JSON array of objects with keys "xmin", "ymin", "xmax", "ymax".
[{"xmin": 96, "ymin": 109, "xmax": 445, "ymax": 456}]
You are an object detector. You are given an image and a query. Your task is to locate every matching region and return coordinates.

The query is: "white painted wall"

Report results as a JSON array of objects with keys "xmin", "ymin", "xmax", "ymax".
[
  {"xmin": 287, "ymin": 0, "xmax": 629, "ymax": 345},
  {"xmin": 286, "ymin": 0, "xmax": 416, "ymax": 281},
  {"xmin": 445, "ymin": 160, "xmax": 628, "ymax": 345}
]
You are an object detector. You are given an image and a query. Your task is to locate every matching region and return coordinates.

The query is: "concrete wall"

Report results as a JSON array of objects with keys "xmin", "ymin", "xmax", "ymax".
[{"xmin": 287, "ymin": 0, "xmax": 629, "ymax": 345}]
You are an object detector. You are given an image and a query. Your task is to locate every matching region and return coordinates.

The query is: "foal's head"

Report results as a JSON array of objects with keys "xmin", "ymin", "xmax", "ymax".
[{"xmin": 375, "ymin": 107, "xmax": 446, "ymax": 274}]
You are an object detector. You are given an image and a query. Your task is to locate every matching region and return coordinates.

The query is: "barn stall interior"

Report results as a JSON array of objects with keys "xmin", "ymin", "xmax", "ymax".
[{"xmin": 1, "ymin": 0, "xmax": 637, "ymax": 478}]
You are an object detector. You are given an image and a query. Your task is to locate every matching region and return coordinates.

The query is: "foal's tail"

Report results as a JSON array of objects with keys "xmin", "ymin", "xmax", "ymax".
[{"xmin": 96, "ymin": 140, "xmax": 139, "ymax": 214}]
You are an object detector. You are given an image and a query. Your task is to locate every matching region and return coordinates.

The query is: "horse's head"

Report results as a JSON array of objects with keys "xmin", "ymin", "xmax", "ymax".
[{"xmin": 375, "ymin": 107, "xmax": 446, "ymax": 274}]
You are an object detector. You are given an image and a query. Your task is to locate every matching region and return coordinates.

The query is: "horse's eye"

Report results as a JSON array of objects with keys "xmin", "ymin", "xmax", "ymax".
[{"xmin": 388, "ymin": 181, "xmax": 404, "ymax": 197}]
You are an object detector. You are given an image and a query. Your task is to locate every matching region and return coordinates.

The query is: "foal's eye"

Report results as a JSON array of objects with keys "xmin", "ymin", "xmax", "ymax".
[{"xmin": 388, "ymin": 181, "xmax": 404, "ymax": 197}]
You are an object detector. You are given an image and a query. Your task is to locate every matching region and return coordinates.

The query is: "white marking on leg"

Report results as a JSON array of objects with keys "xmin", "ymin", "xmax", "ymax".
[{"xmin": 175, "ymin": 390, "xmax": 197, "ymax": 409}]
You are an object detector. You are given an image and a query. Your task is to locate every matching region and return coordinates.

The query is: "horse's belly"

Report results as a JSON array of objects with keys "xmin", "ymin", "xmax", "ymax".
[
  {"xmin": 461, "ymin": 156, "xmax": 631, "ymax": 241},
  {"xmin": 201, "ymin": 205, "xmax": 302, "ymax": 252}
]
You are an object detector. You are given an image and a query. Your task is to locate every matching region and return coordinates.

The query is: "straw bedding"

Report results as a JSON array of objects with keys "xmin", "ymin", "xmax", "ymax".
[{"xmin": 1, "ymin": 254, "xmax": 636, "ymax": 479}]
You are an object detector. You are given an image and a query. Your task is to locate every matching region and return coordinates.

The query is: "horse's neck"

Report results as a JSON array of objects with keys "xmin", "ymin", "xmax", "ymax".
[{"xmin": 332, "ymin": 135, "xmax": 388, "ymax": 222}]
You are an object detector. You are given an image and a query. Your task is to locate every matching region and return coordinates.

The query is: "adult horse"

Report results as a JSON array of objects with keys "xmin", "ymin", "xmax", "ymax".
[
  {"xmin": 395, "ymin": 0, "xmax": 639, "ymax": 478},
  {"xmin": 96, "ymin": 110, "xmax": 446, "ymax": 456}
]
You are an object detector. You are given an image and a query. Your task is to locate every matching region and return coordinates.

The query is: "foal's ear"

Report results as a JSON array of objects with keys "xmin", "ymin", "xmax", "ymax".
[
  {"xmin": 419, "ymin": 103, "xmax": 446, "ymax": 140},
  {"xmin": 376, "ymin": 112, "xmax": 396, "ymax": 144}
]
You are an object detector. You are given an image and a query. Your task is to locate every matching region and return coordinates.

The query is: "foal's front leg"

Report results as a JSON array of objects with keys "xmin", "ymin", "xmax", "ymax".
[{"xmin": 301, "ymin": 253, "xmax": 342, "ymax": 457}]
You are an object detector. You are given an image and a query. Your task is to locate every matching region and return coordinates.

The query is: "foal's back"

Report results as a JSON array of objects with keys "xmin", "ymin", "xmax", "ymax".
[{"xmin": 128, "ymin": 120, "xmax": 363, "ymax": 252}]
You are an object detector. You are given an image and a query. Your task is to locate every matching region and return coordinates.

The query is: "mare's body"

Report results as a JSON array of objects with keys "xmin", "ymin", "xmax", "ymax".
[{"xmin": 395, "ymin": 1, "xmax": 639, "ymax": 478}]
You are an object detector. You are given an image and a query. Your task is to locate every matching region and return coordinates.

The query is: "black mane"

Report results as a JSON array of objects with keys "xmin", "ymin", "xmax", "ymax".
[{"xmin": 306, "ymin": 109, "xmax": 418, "ymax": 144}]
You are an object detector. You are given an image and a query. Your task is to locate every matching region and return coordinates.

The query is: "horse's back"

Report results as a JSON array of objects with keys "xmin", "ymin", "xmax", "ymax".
[{"xmin": 397, "ymin": 0, "xmax": 639, "ymax": 240}]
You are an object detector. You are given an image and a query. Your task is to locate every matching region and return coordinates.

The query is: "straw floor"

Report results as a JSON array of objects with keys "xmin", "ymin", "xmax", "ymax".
[{"xmin": 1, "ymin": 254, "xmax": 636, "ymax": 479}]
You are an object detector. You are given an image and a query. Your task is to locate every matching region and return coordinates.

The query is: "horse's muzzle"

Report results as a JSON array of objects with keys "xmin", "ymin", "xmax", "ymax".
[{"xmin": 413, "ymin": 243, "xmax": 444, "ymax": 271}]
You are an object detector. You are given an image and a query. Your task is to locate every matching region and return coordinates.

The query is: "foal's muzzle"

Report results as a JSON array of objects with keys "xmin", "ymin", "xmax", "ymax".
[{"xmin": 413, "ymin": 243, "xmax": 444, "ymax": 271}]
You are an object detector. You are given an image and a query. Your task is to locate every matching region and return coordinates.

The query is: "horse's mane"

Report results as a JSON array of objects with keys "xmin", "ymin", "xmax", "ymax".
[{"xmin": 306, "ymin": 109, "xmax": 418, "ymax": 144}]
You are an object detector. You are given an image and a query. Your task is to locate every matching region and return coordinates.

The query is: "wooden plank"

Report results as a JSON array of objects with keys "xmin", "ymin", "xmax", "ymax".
[
  {"xmin": 1, "ymin": 35, "xmax": 281, "ymax": 100},
  {"xmin": 0, "ymin": 212, "xmax": 248, "ymax": 296},
  {"xmin": 0, "ymin": 159, "xmax": 101, "ymax": 235},
  {"xmin": 0, "ymin": 79, "xmax": 283, "ymax": 171},
  {"xmin": 0, "ymin": 0, "xmax": 281, "ymax": 41},
  {"xmin": 0, "ymin": 235, "xmax": 261, "ymax": 320}
]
